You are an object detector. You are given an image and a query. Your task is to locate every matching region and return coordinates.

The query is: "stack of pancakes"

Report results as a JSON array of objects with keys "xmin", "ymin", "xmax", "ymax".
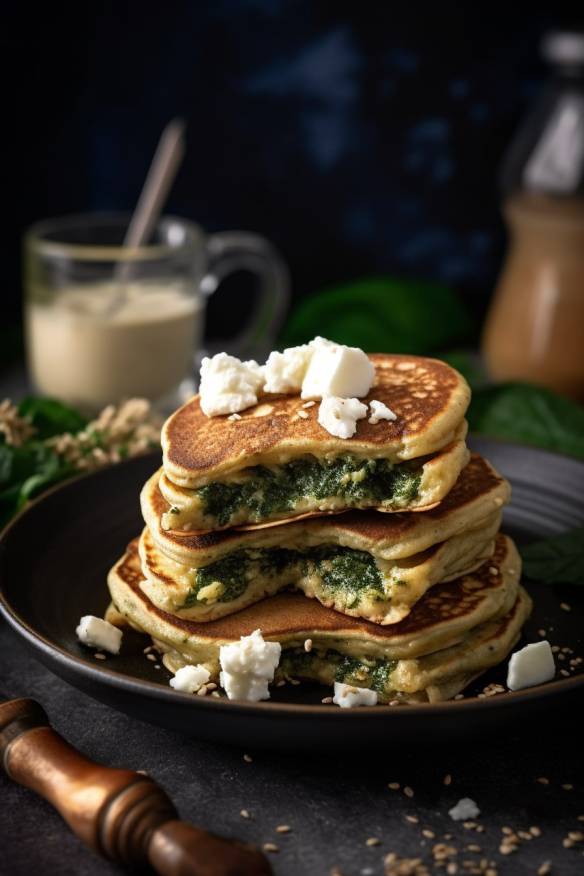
[{"xmin": 108, "ymin": 354, "xmax": 532, "ymax": 703}]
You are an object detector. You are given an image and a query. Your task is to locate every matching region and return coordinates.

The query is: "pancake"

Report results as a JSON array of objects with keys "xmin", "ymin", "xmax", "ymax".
[
  {"xmin": 140, "ymin": 454, "xmax": 509, "ymax": 624},
  {"xmin": 158, "ymin": 421, "xmax": 470, "ymax": 533},
  {"xmin": 107, "ymin": 535, "xmax": 530, "ymax": 703},
  {"xmin": 159, "ymin": 354, "xmax": 470, "ymax": 531},
  {"xmin": 163, "ymin": 354, "xmax": 471, "ymax": 485}
]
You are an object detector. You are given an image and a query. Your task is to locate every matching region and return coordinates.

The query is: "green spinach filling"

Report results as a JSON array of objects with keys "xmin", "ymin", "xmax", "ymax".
[
  {"xmin": 182, "ymin": 544, "xmax": 394, "ymax": 609},
  {"xmin": 196, "ymin": 454, "xmax": 422, "ymax": 525},
  {"xmin": 280, "ymin": 648, "xmax": 398, "ymax": 694}
]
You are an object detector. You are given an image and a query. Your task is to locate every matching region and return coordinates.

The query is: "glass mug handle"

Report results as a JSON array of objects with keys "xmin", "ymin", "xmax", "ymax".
[{"xmin": 199, "ymin": 231, "xmax": 290, "ymax": 362}]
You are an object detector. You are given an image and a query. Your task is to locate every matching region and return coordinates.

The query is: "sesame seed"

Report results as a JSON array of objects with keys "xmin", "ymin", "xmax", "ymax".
[
  {"xmin": 276, "ymin": 679, "xmax": 286, "ymax": 687},
  {"xmin": 405, "ymin": 815, "xmax": 419, "ymax": 824},
  {"xmin": 228, "ymin": 413, "xmax": 242, "ymax": 421},
  {"xmin": 537, "ymin": 864, "xmax": 551, "ymax": 876},
  {"xmin": 422, "ymin": 829, "xmax": 435, "ymax": 839},
  {"xmin": 454, "ymin": 694, "xmax": 464, "ymax": 700},
  {"xmin": 568, "ymin": 830, "xmax": 583, "ymax": 841},
  {"xmin": 560, "ymin": 602, "xmax": 571, "ymax": 611},
  {"xmin": 562, "ymin": 783, "xmax": 574, "ymax": 790},
  {"xmin": 304, "ymin": 638, "xmax": 313, "ymax": 652},
  {"xmin": 518, "ymin": 830, "xmax": 532, "ymax": 840},
  {"xmin": 321, "ymin": 696, "xmax": 333, "ymax": 704},
  {"xmin": 530, "ymin": 826, "xmax": 542, "ymax": 837},
  {"xmin": 263, "ymin": 843, "xmax": 279, "ymax": 853},
  {"xmin": 211, "ymin": 691, "xmax": 221, "ymax": 698},
  {"xmin": 444, "ymin": 774, "xmax": 452, "ymax": 786},
  {"xmin": 276, "ymin": 824, "xmax": 291, "ymax": 834},
  {"xmin": 240, "ymin": 809, "xmax": 251, "ymax": 819},
  {"xmin": 366, "ymin": 837, "xmax": 381, "ymax": 847},
  {"xmin": 243, "ymin": 753, "xmax": 253, "ymax": 763},
  {"xmin": 297, "ymin": 410, "xmax": 309, "ymax": 419},
  {"xmin": 289, "ymin": 678, "xmax": 301, "ymax": 686},
  {"xmin": 154, "ymin": 664, "xmax": 161, "ymax": 669},
  {"xmin": 302, "ymin": 401, "xmax": 315, "ymax": 408},
  {"xmin": 463, "ymin": 822, "xmax": 477, "ymax": 830},
  {"xmin": 94, "ymin": 653, "xmax": 106, "ymax": 660},
  {"xmin": 206, "ymin": 683, "xmax": 217, "ymax": 691},
  {"xmin": 501, "ymin": 827, "xmax": 513, "ymax": 836},
  {"xmin": 197, "ymin": 686, "xmax": 208, "ymax": 696},
  {"xmin": 404, "ymin": 786, "xmax": 414, "ymax": 798},
  {"xmin": 147, "ymin": 653, "xmax": 157, "ymax": 661},
  {"xmin": 466, "ymin": 844, "xmax": 481, "ymax": 852},
  {"xmin": 561, "ymin": 669, "xmax": 571, "ymax": 677},
  {"xmin": 538, "ymin": 629, "xmax": 547, "ymax": 637},
  {"xmin": 563, "ymin": 838, "xmax": 574, "ymax": 849},
  {"xmin": 536, "ymin": 777, "xmax": 550, "ymax": 785},
  {"xmin": 489, "ymin": 567, "xmax": 498, "ymax": 575},
  {"xmin": 143, "ymin": 646, "xmax": 153, "ymax": 654},
  {"xmin": 446, "ymin": 864, "xmax": 458, "ymax": 875},
  {"xmin": 388, "ymin": 782, "xmax": 400, "ymax": 790}
]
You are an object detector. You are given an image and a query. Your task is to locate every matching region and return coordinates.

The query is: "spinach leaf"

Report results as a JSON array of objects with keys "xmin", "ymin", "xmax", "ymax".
[
  {"xmin": 280, "ymin": 277, "xmax": 474, "ymax": 353},
  {"xmin": 468, "ymin": 383, "xmax": 584, "ymax": 459},
  {"xmin": 521, "ymin": 528, "xmax": 584, "ymax": 585},
  {"xmin": 18, "ymin": 397, "xmax": 87, "ymax": 439}
]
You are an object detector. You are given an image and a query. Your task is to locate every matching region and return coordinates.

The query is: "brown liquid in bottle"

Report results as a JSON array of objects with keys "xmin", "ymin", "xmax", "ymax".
[{"xmin": 482, "ymin": 193, "xmax": 584, "ymax": 400}]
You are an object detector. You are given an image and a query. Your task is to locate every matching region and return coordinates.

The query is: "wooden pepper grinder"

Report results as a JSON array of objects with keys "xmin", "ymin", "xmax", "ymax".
[{"xmin": 0, "ymin": 697, "xmax": 271, "ymax": 876}]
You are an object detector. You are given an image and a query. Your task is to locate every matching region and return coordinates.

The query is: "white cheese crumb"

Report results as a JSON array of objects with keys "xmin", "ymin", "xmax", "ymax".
[
  {"xmin": 301, "ymin": 340, "xmax": 375, "ymax": 400},
  {"xmin": 368, "ymin": 399, "xmax": 397, "ymax": 424},
  {"xmin": 333, "ymin": 682, "xmax": 378, "ymax": 708},
  {"xmin": 169, "ymin": 664, "xmax": 211, "ymax": 693},
  {"xmin": 76, "ymin": 616, "xmax": 122, "ymax": 654},
  {"xmin": 199, "ymin": 352, "xmax": 264, "ymax": 417},
  {"xmin": 219, "ymin": 629, "xmax": 281, "ymax": 702},
  {"xmin": 448, "ymin": 798, "xmax": 481, "ymax": 821},
  {"xmin": 318, "ymin": 396, "xmax": 368, "ymax": 439},
  {"xmin": 507, "ymin": 641, "xmax": 555, "ymax": 691},
  {"xmin": 263, "ymin": 343, "xmax": 315, "ymax": 394}
]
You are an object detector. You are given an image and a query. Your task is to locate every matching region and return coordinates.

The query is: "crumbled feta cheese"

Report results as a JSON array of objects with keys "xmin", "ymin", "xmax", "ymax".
[
  {"xmin": 448, "ymin": 798, "xmax": 481, "ymax": 821},
  {"xmin": 169, "ymin": 664, "xmax": 211, "ymax": 693},
  {"xmin": 76, "ymin": 615, "xmax": 122, "ymax": 654},
  {"xmin": 333, "ymin": 682, "xmax": 378, "ymax": 708},
  {"xmin": 301, "ymin": 341, "xmax": 375, "ymax": 400},
  {"xmin": 199, "ymin": 352, "xmax": 264, "ymax": 417},
  {"xmin": 507, "ymin": 641, "xmax": 555, "ymax": 691},
  {"xmin": 263, "ymin": 344, "xmax": 315, "ymax": 394},
  {"xmin": 368, "ymin": 399, "xmax": 397, "ymax": 424},
  {"xmin": 219, "ymin": 629, "xmax": 281, "ymax": 702},
  {"xmin": 318, "ymin": 396, "xmax": 368, "ymax": 439}
]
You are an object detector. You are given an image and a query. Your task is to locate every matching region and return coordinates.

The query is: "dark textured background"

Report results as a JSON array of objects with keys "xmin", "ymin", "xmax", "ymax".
[{"xmin": 1, "ymin": 2, "xmax": 582, "ymax": 354}]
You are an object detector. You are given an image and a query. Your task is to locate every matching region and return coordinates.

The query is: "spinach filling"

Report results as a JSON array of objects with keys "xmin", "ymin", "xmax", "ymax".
[
  {"xmin": 182, "ymin": 544, "xmax": 393, "ymax": 609},
  {"xmin": 280, "ymin": 648, "xmax": 398, "ymax": 694},
  {"xmin": 196, "ymin": 454, "xmax": 422, "ymax": 526}
]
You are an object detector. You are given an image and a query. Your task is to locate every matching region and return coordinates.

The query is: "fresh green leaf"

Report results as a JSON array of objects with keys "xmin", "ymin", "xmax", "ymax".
[
  {"xmin": 0, "ymin": 441, "xmax": 64, "ymax": 490},
  {"xmin": 521, "ymin": 528, "xmax": 584, "ymax": 585},
  {"xmin": 280, "ymin": 277, "xmax": 474, "ymax": 352},
  {"xmin": 18, "ymin": 397, "xmax": 87, "ymax": 439},
  {"xmin": 468, "ymin": 383, "xmax": 584, "ymax": 459}
]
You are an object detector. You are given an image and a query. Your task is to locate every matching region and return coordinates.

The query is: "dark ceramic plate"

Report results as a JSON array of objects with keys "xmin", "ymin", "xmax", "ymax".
[{"xmin": 1, "ymin": 439, "xmax": 583, "ymax": 751}]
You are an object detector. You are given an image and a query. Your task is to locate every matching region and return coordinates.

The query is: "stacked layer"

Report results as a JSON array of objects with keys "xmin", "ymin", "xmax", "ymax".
[{"xmin": 107, "ymin": 353, "xmax": 531, "ymax": 704}]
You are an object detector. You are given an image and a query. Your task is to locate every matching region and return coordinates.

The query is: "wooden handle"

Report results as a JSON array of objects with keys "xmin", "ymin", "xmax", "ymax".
[{"xmin": 0, "ymin": 698, "xmax": 271, "ymax": 876}]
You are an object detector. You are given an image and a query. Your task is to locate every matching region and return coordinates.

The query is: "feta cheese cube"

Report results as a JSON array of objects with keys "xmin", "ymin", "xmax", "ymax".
[
  {"xmin": 368, "ymin": 399, "xmax": 397, "ymax": 424},
  {"xmin": 506, "ymin": 640, "xmax": 555, "ymax": 691},
  {"xmin": 169, "ymin": 664, "xmax": 211, "ymax": 693},
  {"xmin": 448, "ymin": 798, "xmax": 480, "ymax": 821},
  {"xmin": 219, "ymin": 629, "xmax": 281, "ymax": 702},
  {"xmin": 333, "ymin": 682, "xmax": 378, "ymax": 708},
  {"xmin": 301, "ymin": 342, "xmax": 375, "ymax": 400},
  {"xmin": 318, "ymin": 396, "xmax": 368, "ymax": 439},
  {"xmin": 199, "ymin": 353, "xmax": 264, "ymax": 417},
  {"xmin": 76, "ymin": 615, "xmax": 123, "ymax": 654}
]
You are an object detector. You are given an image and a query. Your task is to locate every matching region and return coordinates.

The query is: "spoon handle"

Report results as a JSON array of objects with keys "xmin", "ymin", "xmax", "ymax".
[{"xmin": 0, "ymin": 697, "xmax": 271, "ymax": 876}]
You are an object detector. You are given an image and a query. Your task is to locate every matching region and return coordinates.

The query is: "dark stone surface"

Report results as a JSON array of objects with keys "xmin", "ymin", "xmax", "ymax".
[{"xmin": 1, "ymin": 622, "xmax": 583, "ymax": 876}]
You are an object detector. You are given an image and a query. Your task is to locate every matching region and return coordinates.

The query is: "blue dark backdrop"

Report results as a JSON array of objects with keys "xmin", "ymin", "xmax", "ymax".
[{"xmin": 2, "ymin": 1, "xmax": 580, "ymax": 351}]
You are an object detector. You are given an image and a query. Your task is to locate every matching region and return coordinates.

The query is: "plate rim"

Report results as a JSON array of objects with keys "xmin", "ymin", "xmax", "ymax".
[{"xmin": 1, "ymin": 443, "xmax": 583, "ymax": 720}]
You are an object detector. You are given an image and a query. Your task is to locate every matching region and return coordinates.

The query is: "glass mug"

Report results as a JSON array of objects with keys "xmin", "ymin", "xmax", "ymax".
[{"xmin": 24, "ymin": 213, "xmax": 290, "ymax": 412}]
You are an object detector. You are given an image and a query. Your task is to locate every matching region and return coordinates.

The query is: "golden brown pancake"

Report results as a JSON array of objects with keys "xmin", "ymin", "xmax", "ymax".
[
  {"xmin": 106, "ymin": 535, "xmax": 530, "ymax": 702},
  {"xmin": 162, "ymin": 354, "xmax": 471, "ymax": 487}
]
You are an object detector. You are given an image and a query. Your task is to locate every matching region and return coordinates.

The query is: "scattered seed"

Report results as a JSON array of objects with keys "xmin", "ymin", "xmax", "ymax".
[
  {"xmin": 406, "ymin": 815, "xmax": 419, "ymax": 824},
  {"xmin": 537, "ymin": 863, "xmax": 551, "ymax": 876},
  {"xmin": 560, "ymin": 602, "xmax": 571, "ymax": 612},
  {"xmin": 563, "ymin": 838, "xmax": 574, "ymax": 849},
  {"xmin": 94, "ymin": 653, "xmax": 106, "ymax": 660},
  {"xmin": 568, "ymin": 830, "xmax": 584, "ymax": 841},
  {"xmin": 422, "ymin": 829, "xmax": 435, "ymax": 839},
  {"xmin": 240, "ymin": 809, "xmax": 250, "ymax": 819},
  {"xmin": 276, "ymin": 825, "xmax": 291, "ymax": 834},
  {"xmin": 388, "ymin": 782, "xmax": 400, "ymax": 790},
  {"xmin": 211, "ymin": 691, "xmax": 221, "ymax": 698},
  {"xmin": 366, "ymin": 837, "xmax": 381, "ymax": 847},
  {"xmin": 454, "ymin": 694, "xmax": 464, "ymax": 700},
  {"xmin": 518, "ymin": 830, "xmax": 532, "ymax": 841},
  {"xmin": 197, "ymin": 686, "xmax": 207, "ymax": 696},
  {"xmin": 321, "ymin": 696, "xmax": 333, "ymax": 704},
  {"xmin": 466, "ymin": 844, "xmax": 482, "ymax": 853},
  {"xmin": 444, "ymin": 774, "xmax": 452, "ymax": 786},
  {"xmin": 263, "ymin": 843, "xmax": 279, "ymax": 853},
  {"xmin": 536, "ymin": 777, "xmax": 550, "ymax": 785},
  {"xmin": 538, "ymin": 629, "xmax": 547, "ymax": 637},
  {"xmin": 228, "ymin": 413, "xmax": 242, "ymax": 421},
  {"xmin": 297, "ymin": 410, "xmax": 309, "ymax": 419},
  {"xmin": 404, "ymin": 786, "xmax": 414, "ymax": 798},
  {"xmin": 304, "ymin": 638, "xmax": 313, "ymax": 652},
  {"xmin": 530, "ymin": 826, "xmax": 542, "ymax": 837},
  {"xmin": 243, "ymin": 753, "xmax": 253, "ymax": 763},
  {"xmin": 562, "ymin": 783, "xmax": 574, "ymax": 790},
  {"xmin": 147, "ymin": 653, "xmax": 157, "ymax": 661}
]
